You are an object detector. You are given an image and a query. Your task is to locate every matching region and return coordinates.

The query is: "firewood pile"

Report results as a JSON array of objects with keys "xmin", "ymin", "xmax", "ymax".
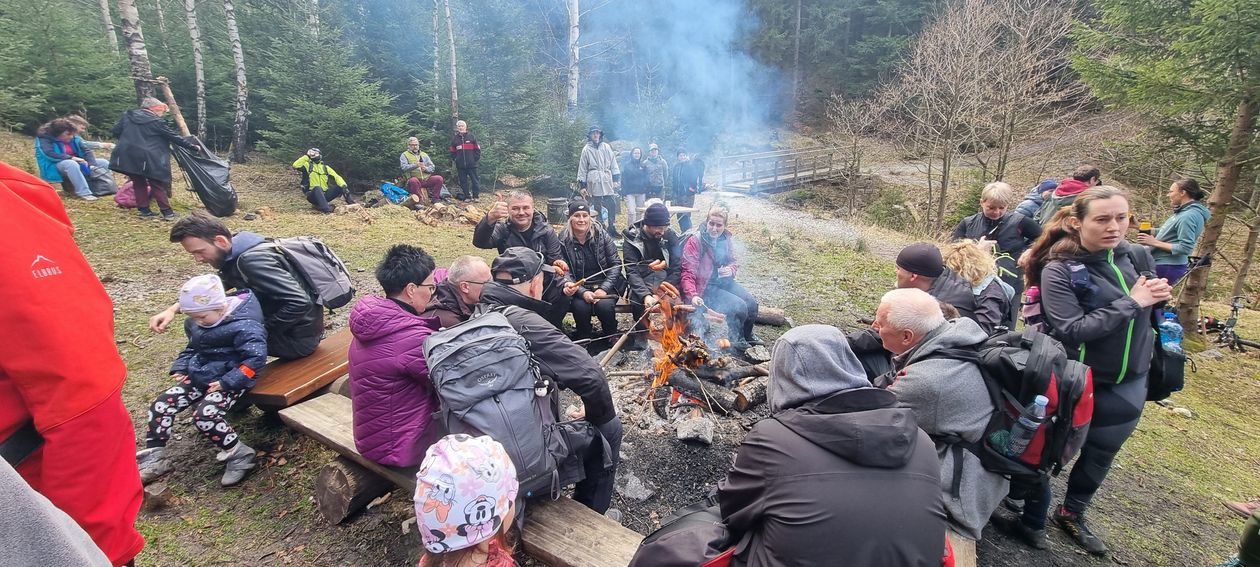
[{"xmin": 404, "ymin": 196, "xmax": 484, "ymax": 226}]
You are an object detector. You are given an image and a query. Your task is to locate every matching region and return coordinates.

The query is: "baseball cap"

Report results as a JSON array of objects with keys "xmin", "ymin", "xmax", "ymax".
[{"xmin": 491, "ymin": 247, "xmax": 555, "ymax": 284}]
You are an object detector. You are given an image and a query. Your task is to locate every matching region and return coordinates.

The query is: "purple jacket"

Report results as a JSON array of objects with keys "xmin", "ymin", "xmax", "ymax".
[{"xmin": 347, "ymin": 295, "xmax": 442, "ymax": 467}]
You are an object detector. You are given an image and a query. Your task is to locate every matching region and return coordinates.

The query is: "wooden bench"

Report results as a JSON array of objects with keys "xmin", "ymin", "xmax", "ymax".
[
  {"xmin": 279, "ymin": 393, "xmax": 643, "ymax": 567},
  {"xmin": 243, "ymin": 328, "xmax": 352, "ymax": 411}
]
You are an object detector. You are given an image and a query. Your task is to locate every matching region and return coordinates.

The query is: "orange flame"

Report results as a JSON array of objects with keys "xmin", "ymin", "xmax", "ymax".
[{"xmin": 649, "ymin": 293, "xmax": 689, "ymax": 388}]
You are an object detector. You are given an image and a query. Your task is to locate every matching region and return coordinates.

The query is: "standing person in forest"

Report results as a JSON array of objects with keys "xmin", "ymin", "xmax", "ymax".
[
  {"xmin": 1020, "ymin": 186, "xmax": 1170, "ymax": 556},
  {"xmin": 670, "ymin": 148, "xmax": 703, "ymax": 232},
  {"xmin": 449, "ymin": 120, "xmax": 482, "ymax": 201},
  {"xmin": 1136, "ymin": 178, "xmax": 1210, "ymax": 285},
  {"xmin": 292, "ymin": 148, "xmax": 355, "ymax": 214},
  {"xmin": 400, "ymin": 137, "xmax": 447, "ymax": 204},
  {"xmin": 620, "ymin": 147, "xmax": 649, "ymax": 227},
  {"xmin": 577, "ymin": 125, "xmax": 621, "ymax": 235},
  {"xmin": 951, "ymin": 181, "xmax": 1042, "ymax": 293},
  {"xmin": 643, "ymin": 143, "xmax": 668, "ymax": 200},
  {"xmin": 1035, "ymin": 165, "xmax": 1102, "ymax": 225},
  {"xmin": 110, "ymin": 97, "xmax": 201, "ymax": 220},
  {"xmin": 1, "ymin": 160, "xmax": 145, "ymax": 566}
]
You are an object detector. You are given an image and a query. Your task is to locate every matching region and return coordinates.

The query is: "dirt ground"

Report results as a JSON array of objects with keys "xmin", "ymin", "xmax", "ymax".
[{"xmin": 3, "ymin": 129, "xmax": 1257, "ymax": 566}]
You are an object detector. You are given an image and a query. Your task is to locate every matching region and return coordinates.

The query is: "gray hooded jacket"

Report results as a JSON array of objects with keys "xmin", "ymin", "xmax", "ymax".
[
  {"xmin": 719, "ymin": 326, "xmax": 947, "ymax": 566},
  {"xmin": 884, "ymin": 317, "xmax": 1008, "ymax": 541}
]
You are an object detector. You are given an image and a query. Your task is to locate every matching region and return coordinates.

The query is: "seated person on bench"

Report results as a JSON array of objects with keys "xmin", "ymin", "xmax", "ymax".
[
  {"xmin": 622, "ymin": 201, "xmax": 682, "ymax": 351},
  {"xmin": 136, "ymin": 274, "xmax": 267, "ymax": 487},
  {"xmin": 150, "ymin": 213, "xmax": 325, "ymax": 360},
  {"xmin": 424, "ymin": 255, "xmax": 492, "ymax": 329},
  {"xmin": 348, "ymin": 244, "xmax": 443, "ymax": 467},
  {"xmin": 559, "ymin": 199, "xmax": 624, "ymax": 350}
]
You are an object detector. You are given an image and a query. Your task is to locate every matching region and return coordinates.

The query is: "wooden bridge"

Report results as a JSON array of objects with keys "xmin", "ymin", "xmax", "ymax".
[{"xmin": 715, "ymin": 147, "xmax": 849, "ymax": 194}]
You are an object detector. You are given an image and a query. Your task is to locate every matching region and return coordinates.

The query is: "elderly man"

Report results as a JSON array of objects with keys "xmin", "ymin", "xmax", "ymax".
[
  {"xmin": 873, "ymin": 288, "xmax": 1007, "ymax": 544},
  {"xmin": 715, "ymin": 324, "xmax": 947, "ymax": 566},
  {"xmin": 424, "ymin": 255, "xmax": 492, "ymax": 328},
  {"xmin": 622, "ymin": 201, "xmax": 682, "ymax": 351},
  {"xmin": 478, "ymin": 247, "xmax": 622, "ymax": 514},
  {"xmin": 473, "ymin": 190, "xmax": 570, "ymax": 325},
  {"xmin": 400, "ymin": 137, "xmax": 446, "ymax": 203},
  {"xmin": 578, "ymin": 125, "xmax": 621, "ymax": 234},
  {"xmin": 951, "ymin": 182, "xmax": 1042, "ymax": 293},
  {"xmin": 448, "ymin": 120, "xmax": 481, "ymax": 201}
]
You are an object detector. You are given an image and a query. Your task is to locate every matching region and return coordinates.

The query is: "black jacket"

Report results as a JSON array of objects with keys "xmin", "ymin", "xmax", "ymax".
[
  {"xmin": 477, "ymin": 283, "xmax": 617, "ymax": 426},
  {"xmin": 619, "ymin": 155, "xmax": 649, "ymax": 195},
  {"xmin": 927, "ymin": 268, "xmax": 981, "ymax": 322},
  {"xmin": 473, "ymin": 211, "xmax": 564, "ymax": 265},
  {"xmin": 109, "ymin": 109, "xmax": 197, "ymax": 183},
  {"xmin": 449, "ymin": 131, "xmax": 481, "ymax": 169},
  {"xmin": 670, "ymin": 160, "xmax": 703, "ymax": 199},
  {"xmin": 719, "ymin": 388, "xmax": 946, "ymax": 567},
  {"xmin": 621, "ymin": 220, "xmax": 682, "ymax": 299},
  {"xmin": 170, "ymin": 291, "xmax": 268, "ymax": 391},
  {"xmin": 1040, "ymin": 242, "xmax": 1155, "ymax": 384},
  {"xmin": 952, "ymin": 212, "xmax": 1042, "ymax": 289},
  {"xmin": 218, "ymin": 232, "xmax": 324, "ymax": 360},
  {"xmin": 559, "ymin": 223, "xmax": 624, "ymax": 295}
]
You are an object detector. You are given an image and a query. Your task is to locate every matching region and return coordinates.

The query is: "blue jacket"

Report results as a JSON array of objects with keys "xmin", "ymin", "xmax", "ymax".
[
  {"xmin": 1152, "ymin": 201, "xmax": 1211, "ymax": 266},
  {"xmin": 170, "ymin": 290, "xmax": 269, "ymax": 391},
  {"xmin": 34, "ymin": 135, "xmax": 95, "ymax": 183}
]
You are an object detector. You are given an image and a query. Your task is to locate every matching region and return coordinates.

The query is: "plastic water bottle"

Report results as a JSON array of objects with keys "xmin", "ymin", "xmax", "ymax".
[
  {"xmin": 1159, "ymin": 312, "xmax": 1184, "ymax": 355},
  {"xmin": 1006, "ymin": 395, "xmax": 1049, "ymax": 457}
]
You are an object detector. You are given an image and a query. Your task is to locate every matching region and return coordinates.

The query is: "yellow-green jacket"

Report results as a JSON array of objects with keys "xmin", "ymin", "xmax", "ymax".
[{"xmin": 292, "ymin": 155, "xmax": 347, "ymax": 191}]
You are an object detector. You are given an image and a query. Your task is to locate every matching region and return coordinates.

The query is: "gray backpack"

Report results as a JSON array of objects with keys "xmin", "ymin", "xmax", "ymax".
[
  {"xmin": 240, "ymin": 237, "xmax": 355, "ymax": 309},
  {"xmin": 422, "ymin": 308, "xmax": 559, "ymax": 498}
]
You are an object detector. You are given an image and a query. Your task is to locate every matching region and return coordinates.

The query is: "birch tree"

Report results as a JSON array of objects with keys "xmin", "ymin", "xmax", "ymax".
[
  {"xmin": 98, "ymin": 0, "xmax": 119, "ymax": 55},
  {"xmin": 432, "ymin": 0, "xmax": 440, "ymax": 117},
  {"xmin": 224, "ymin": 0, "xmax": 249, "ymax": 161},
  {"xmin": 116, "ymin": 0, "xmax": 156, "ymax": 102},
  {"xmin": 184, "ymin": 0, "xmax": 206, "ymax": 140},
  {"xmin": 442, "ymin": 0, "xmax": 458, "ymax": 119},
  {"xmin": 566, "ymin": 0, "xmax": 579, "ymax": 112}
]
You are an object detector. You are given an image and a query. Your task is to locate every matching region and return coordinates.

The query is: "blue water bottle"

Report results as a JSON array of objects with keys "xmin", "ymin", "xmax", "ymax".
[{"xmin": 1159, "ymin": 312, "xmax": 1184, "ymax": 355}]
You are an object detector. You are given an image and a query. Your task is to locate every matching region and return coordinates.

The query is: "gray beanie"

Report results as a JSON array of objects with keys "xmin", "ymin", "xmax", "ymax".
[{"xmin": 768, "ymin": 324, "xmax": 871, "ymax": 412}]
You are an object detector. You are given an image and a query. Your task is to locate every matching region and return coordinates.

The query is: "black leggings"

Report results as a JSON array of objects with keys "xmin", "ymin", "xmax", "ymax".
[
  {"xmin": 569, "ymin": 296, "xmax": 619, "ymax": 338},
  {"xmin": 305, "ymin": 185, "xmax": 352, "ymax": 213},
  {"xmin": 1062, "ymin": 375, "xmax": 1146, "ymax": 513}
]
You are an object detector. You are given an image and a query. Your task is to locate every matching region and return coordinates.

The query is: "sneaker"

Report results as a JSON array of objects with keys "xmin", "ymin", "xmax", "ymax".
[
  {"xmin": 137, "ymin": 210, "xmax": 159, "ymax": 220},
  {"xmin": 136, "ymin": 447, "xmax": 172, "ymax": 485},
  {"xmin": 219, "ymin": 442, "xmax": 257, "ymax": 487},
  {"xmin": 161, "ymin": 210, "xmax": 179, "ymax": 221},
  {"xmin": 1214, "ymin": 556, "xmax": 1243, "ymax": 567},
  {"xmin": 1002, "ymin": 497, "xmax": 1025, "ymax": 515},
  {"xmin": 745, "ymin": 332, "xmax": 765, "ymax": 346},
  {"xmin": 1053, "ymin": 506, "xmax": 1108, "ymax": 556},
  {"xmin": 80, "ymin": 194, "xmax": 99, "ymax": 201},
  {"xmin": 992, "ymin": 514, "xmax": 1047, "ymax": 550},
  {"xmin": 1224, "ymin": 498, "xmax": 1260, "ymax": 518},
  {"xmin": 604, "ymin": 508, "xmax": 623, "ymax": 524}
]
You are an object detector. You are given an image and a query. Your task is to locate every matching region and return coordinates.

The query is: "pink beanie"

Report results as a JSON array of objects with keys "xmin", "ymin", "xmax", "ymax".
[{"xmin": 414, "ymin": 434, "xmax": 519, "ymax": 554}]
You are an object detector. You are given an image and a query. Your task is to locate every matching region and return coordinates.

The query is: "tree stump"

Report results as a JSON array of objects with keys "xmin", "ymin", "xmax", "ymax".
[
  {"xmin": 734, "ymin": 377, "xmax": 769, "ymax": 412},
  {"xmin": 755, "ymin": 307, "xmax": 792, "ymax": 327},
  {"xmin": 315, "ymin": 457, "xmax": 394, "ymax": 524},
  {"xmin": 667, "ymin": 369, "xmax": 738, "ymax": 415}
]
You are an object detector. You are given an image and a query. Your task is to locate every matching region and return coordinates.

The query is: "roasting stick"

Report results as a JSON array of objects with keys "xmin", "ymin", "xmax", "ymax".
[{"xmin": 598, "ymin": 303, "xmax": 659, "ymax": 367}]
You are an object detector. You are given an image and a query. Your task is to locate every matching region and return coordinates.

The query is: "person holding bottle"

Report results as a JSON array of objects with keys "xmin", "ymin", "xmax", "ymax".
[
  {"xmin": 1020, "ymin": 186, "xmax": 1171, "ymax": 556},
  {"xmin": 1136, "ymin": 177, "xmax": 1210, "ymax": 285}
]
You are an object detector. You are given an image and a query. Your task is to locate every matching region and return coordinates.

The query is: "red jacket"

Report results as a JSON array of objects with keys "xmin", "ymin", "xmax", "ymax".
[
  {"xmin": 0, "ymin": 161, "xmax": 127, "ymax": 438},
  {"xmin": 680, "ymin": 231, "xmax": 740, "ymax": 300}
]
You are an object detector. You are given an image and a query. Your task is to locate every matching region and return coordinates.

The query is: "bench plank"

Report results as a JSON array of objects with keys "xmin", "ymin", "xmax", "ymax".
[
  {"xmin": 246, "ymin": 328, "xmax": 353, "ymax": 410},
  {"xmin": 279, "ymin": 393, "xmax": 644, "ymax": 567}
]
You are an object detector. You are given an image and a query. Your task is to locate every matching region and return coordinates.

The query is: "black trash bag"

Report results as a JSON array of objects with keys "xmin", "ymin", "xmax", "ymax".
[{"xmin": 172, "ymin": 136, "xmax": 237, "ymax": 217}]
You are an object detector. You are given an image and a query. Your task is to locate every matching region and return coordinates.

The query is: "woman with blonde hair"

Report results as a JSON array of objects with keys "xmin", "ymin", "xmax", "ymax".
[
  {"xmin": 951, "ymin": 181, "xmax": 1043, "ymax": 293},
  {"xmin": 680, "ymin": 205, "xmax": 761, "ymax": 350},
  {"xmin": 941, "ymin": 240, "xmax": 1016, "ymax": 329}
]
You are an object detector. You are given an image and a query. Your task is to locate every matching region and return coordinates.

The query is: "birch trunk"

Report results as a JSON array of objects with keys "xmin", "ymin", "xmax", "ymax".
[
  {"xmin": 1178, "ymin": 93, "xmax": 1257, "ymax": 334},
  {"xmin": 224, "ymin": 0, "xmax": 249, "ymax": 162},
  {"xmin": 442, "ymin": 0, "xmax": 458, "ymax": 119},
  {"xmin": 566, "ymin": 0, "xmax": 579, "ymax": 113},
  {"xmin": 790, "ymin": 0, "xmax": 802, "ymax": 120},
  {"xmin": 154, "ymin": 0, "xmax": 177, "ymax": 72},
  {"xmin": 308, "ymin": 0, "xmax": 320, "ymax": 38},
  {"xmin": 117, "ymin": 0, "xmax": 156, "ymax": 103},
  {"xmin": 432, "ymin": 0, "xmax": 440, "ymax": 118},
  {"xmin": 99, "ymin": 0, "xmax": 120, "ymax": 55},
  {"xmin": 184, "ymin": 0, "xmax": 206, "ymax": 140}
]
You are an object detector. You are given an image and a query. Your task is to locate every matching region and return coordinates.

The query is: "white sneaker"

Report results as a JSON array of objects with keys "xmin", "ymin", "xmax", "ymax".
[{"xmin": 80, "ymin": 195, "xmax": 99, "ymax": 201}]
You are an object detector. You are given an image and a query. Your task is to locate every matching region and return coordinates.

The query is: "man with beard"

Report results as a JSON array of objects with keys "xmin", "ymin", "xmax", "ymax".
[
  {"xmin": 622, "ymin": 202, "xmax": 682, "ymax": 351},
  {"xmin": 148, "ymin": 212, "xmax": 324, "ymax": 360}
]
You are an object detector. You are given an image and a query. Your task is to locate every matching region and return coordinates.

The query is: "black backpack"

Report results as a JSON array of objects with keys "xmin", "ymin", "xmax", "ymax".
[{"xmin": 936, "ymin": 328, "xmax": 1095, "ymax": 483}]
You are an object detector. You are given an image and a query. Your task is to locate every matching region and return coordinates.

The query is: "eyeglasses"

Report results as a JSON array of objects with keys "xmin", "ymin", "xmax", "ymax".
[
  {"xmin": 464, "ymin": 280, "xmax": 491, "ymax": 287},
  {"xmin": 412, "ymin": 282, "xmax": 437, "ymax": 292}
]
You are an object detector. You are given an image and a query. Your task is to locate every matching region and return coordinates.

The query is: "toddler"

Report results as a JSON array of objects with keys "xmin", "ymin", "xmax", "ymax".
[
  {"xmin": 135, "ymin": 274, "xmax": 268, "ymax": 486},
  {"xmin": 416, "ymin": 434, "xmax": 520, "ymax": 567}
]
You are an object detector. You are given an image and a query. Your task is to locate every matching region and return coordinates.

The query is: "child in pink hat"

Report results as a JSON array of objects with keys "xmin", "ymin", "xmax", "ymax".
[{"xmin": 415, "ymin": 434, "xmax": 520, "ymax": 567}]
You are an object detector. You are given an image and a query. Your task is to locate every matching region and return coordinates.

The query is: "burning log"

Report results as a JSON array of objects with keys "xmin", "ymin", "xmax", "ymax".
[
  {"xmin": 755, "ymin": 307, "xmax": 792, "ymax": 327},
  {"xmin": 734, "ymin": 377, "xmax": 769, "ymax": 412},
  {"xmin": 667, "ymin": 368, "xmax": 738, "ymax": 415}
]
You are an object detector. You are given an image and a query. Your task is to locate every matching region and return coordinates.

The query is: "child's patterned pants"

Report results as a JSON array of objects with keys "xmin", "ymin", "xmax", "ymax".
[{"xmin": 144, "ymin": 378, "xmax": 245, "ymax": 450}]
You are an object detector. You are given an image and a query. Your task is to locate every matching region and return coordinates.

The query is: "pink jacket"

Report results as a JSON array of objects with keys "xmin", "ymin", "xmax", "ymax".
[{"xmin": 680, "ymin": 231, "xmax": 739, "ymax": 300}]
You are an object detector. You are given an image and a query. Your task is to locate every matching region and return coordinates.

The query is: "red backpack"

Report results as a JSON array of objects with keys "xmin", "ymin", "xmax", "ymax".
[{"xmin": 936, "ymin": 328, "xmax": 1095, "ymax": 483}]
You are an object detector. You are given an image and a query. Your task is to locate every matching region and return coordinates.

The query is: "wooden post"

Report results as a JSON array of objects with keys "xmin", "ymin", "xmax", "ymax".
[
  {"xmin": 315, "ymin": 457, "xmax": 394, "ymax": 524},
  {"xmin": 154, "ymin": 77, "xmax": 191, "ymax": 137}
]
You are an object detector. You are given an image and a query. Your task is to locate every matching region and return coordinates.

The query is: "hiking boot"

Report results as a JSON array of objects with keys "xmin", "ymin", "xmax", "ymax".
[
  {"xmin": 219, "ymin": 442, "xmax": 257, "ymax": 487},
  {"xmin": 1053, "ymin": 506, "xmax": 1108, "ymax": 556},
  {"xmin": 137, "ymin": 209, "xmax": 159, "ymax": 219},
  {"xmin": 136, "ymin": 447, "xmax": 172, "ymax": 485},
  {"xmin": 992, "ymin": 514, "xmax": 1047, "ymax": 550},
  {"xmin": 161, "ymin": 210, "xmax": 179, "ymax": 221},
  {"xmin": 1224, "ymin": 498, "xmax": 1260, "ymax": 518},
  {"xmin": 745, "ymin": 332, "xmax": 765, "ymax": 346}
]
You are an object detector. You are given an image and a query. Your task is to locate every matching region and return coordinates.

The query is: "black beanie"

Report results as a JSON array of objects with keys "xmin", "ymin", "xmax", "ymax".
[
  {"xmin": 643, "ymin": 203, "xmax": 671, "ymax": 227},
  {"xmin": 568, "ymin": 198, "xmax": 590, "ymax": 217},
  {"xmin": 895, "ymin": 243, "xmax": 944, "ymax": 278}
]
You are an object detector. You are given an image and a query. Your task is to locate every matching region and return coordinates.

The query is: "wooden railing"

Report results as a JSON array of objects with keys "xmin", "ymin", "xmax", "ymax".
[{"xmin": 716, "ymin": 147, "xmax": 845, "ymax": 194}]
